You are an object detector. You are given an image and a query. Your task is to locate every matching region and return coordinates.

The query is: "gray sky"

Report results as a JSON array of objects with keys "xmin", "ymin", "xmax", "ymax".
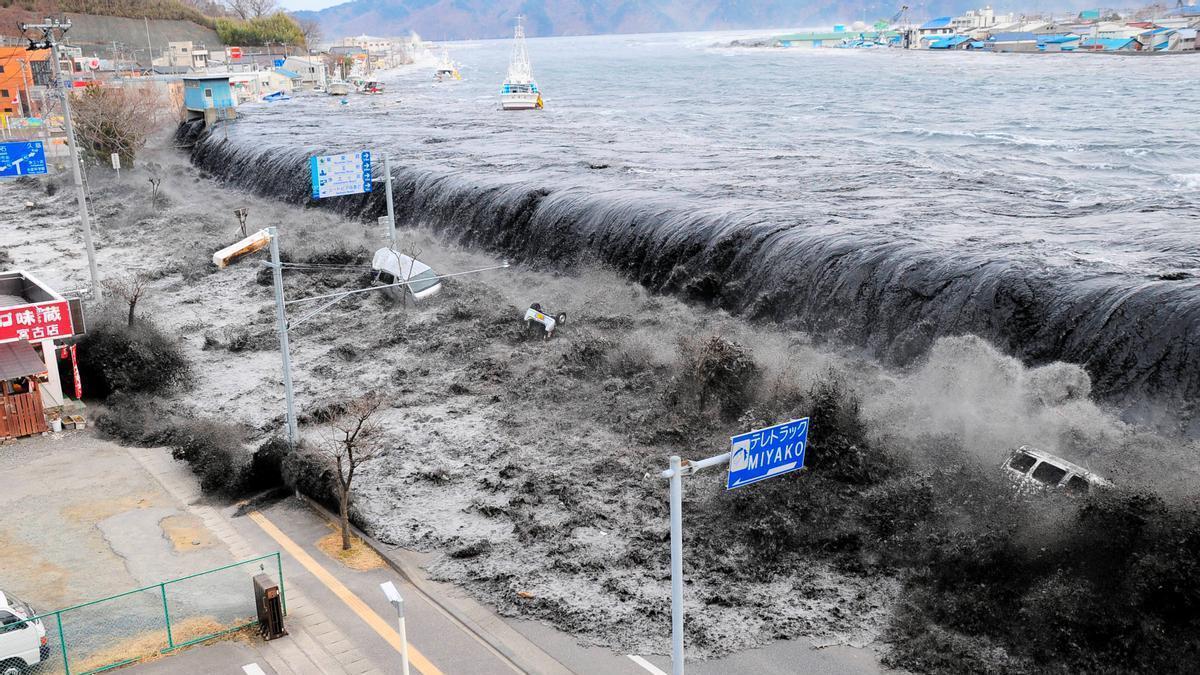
[{"xmin": 281, "ymin": 0, "xmax": 344, "ymax": 12}]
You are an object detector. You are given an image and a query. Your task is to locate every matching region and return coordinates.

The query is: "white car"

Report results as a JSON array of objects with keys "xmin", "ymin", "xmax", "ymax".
[
  {"xmin": 372, "ymin": 248, "xmax": 443, "ymax": 301},
  {"xmin": 0, "ymin": 589, "xmax": 49, "ymax": 675},
  {"xmin": 524, "ymin": 303, "xmax": 566, "ymax": 339},
  {"xmin": 1003, "ymin": 446, "xmax": 1111, "ymax": 495}
]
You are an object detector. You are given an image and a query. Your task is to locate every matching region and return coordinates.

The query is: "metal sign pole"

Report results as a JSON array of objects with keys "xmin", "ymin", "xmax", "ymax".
[
  {"xmin": 384, "ymin": 153, "xmax": 397, "ymax": 251},
  {"xmin": 668, "ymin": 455, "xmax": 685, "ymax": 675},
  {"xmin": 267, "ymin": 227, "xmax": 299, "ymax": 445}
]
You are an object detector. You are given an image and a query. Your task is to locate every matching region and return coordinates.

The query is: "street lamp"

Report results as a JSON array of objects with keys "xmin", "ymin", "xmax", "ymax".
[{"xmin": 380, "ymin": 581, "xmax": 410, "ymax": 675}]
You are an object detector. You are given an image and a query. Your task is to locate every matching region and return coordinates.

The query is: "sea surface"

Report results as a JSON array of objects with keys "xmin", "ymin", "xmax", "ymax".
[{"xmin": 192, "ymin": 31, "xmax": 1200, "ymax": 418}]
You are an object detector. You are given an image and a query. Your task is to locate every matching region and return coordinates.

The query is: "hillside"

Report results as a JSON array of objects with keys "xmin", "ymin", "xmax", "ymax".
[{"xmin": 295, "ymin": 0, "xmax": 1100, "ymax": 41}]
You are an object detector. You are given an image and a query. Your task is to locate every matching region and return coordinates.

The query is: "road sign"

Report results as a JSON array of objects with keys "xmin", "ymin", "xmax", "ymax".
[
  {"xmin": 0, "ymin": 141, "xmax": 48, "ymax": 178},
  {"xmin": 110, "ymin": 153, "xmax": 120, "ymax": 170},
  {"xmin": 230, "ymin": 47, "xmax": 243, "ymax": 59},
  {"xmin": 727, "ymin": 417, "xmax": 809, "ymax": 489},
  {"xmin": 310, "ymin": 151, "xmax": 373, "ymax": 199}
]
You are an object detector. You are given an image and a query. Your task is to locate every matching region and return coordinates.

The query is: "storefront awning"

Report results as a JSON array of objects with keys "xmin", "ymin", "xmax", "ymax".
[{"xmin": 0, "ymin": 341, "xmax": 47, "ymax": 380}]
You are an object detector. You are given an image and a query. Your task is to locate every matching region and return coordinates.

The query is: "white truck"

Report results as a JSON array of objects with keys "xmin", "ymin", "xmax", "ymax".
[
  {"xmin": 0, "ymin": 589, "xmax": 49, "ymax": 675},
  {"xmin": 524, "ymin": 303, "xmax": 566, "ymax": 339}
]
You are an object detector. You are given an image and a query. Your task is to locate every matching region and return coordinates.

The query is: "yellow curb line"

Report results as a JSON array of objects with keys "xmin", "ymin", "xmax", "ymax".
[{"xmin": 248, "ymin": 510, "xmax": 444, "ymax": 675}]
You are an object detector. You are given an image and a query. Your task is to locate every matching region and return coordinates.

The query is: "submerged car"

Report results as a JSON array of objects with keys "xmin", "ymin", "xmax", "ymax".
[
  {"xmin": 1003, "ymin": 445, "xmax": 1111, "ymax": 495},
  {"xmin": 371, "ymin": 248, "xmax": 443, "ymax": 301},
  {"xmin": 0, "ymin": 589, "xmax": 49, "ymax": 674}
]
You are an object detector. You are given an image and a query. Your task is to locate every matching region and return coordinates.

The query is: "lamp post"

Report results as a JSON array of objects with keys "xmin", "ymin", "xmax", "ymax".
[{"xmin": 380, "ymin": 581, "xmax": 410, "ymax": 675}]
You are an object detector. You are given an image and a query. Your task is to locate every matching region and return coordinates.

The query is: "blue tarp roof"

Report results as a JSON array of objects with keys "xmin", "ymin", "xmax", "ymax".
[
  {"xmin": 920, "ymin": 16, "xmax": 953, "ymax": 29},
  {"xmin": 1079, "ymin": 37, "xmax": 1135, "ymax": 50},
  {"xmin": 989, "ymin": 31, "xmax": 1037, "ymax": 42},
  {"xmin": 274, "ymin": 68, "xmax": 301, "ymax": 79},
  {"xmin": 930, "ymin": 35, "xmax": 972, "ymax": 48}
]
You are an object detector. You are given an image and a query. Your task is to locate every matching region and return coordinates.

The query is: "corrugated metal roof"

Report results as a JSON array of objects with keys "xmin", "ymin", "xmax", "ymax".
[
  {"xmin": 920, "ymin": 16, "xmax": 953, "ymax": 30},
  {"xmin": 0, "ymin": 341, "xmax": 46, "ymax": 381},
  {"xmin": 274, "ymin": 68, "xmax": 301, "ymax": 79},
  {"xmin": 990, "ymin": 31, "xmax": 1038, "ymax": 42},
  {"xmin": 1079, "ymin": 37, "xmax": 1136, "ymax": 50},
  {"xmin": 929, "ymin": 35, "xmax": 972, "ymax": 48},
  {"xmin": 1039, "ymin": 34, "xmax": 1082, "ymax": 43}
]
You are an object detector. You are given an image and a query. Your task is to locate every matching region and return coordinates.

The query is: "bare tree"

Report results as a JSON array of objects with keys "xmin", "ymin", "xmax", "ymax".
[
  {"xmin": 70, "ymin": 84, "xmax": 166, "ymax": 168},
  {"xmin": 320, "ymin": 394, "xmax": 386, "ymax": 550},
  {"xmin": 225, "ymin": 0, "xmax": 279, "ymax": 20},
  {"xmin": 295, "ymin": 16, "xmax": 322, "ymax": 51},
  {"xmin": 102, "ymin": 273, "xmax": 149, "ymax": 327},
  {"xmin": 145, "ymin": 161, "xmax": 164, "ymax": 209}
]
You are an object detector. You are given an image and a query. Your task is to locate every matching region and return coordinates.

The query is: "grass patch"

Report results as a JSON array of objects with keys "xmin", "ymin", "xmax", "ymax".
[{"xmin": 316, "ymin": 527, "xmax": 386, "ymax": 571}]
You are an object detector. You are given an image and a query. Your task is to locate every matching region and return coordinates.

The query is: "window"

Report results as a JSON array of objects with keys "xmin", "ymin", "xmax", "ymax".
[
  {"xmin": 377, "ymin": 271, "xmax": 395, "ymax": 285},
  {"xmin": 204, "ymin": 88, "xmax": 213, "ymax": 98},
  {"xmin": 0, "ymin": 65, "xmax": 4, "ymax": 73},
  {"xmin": 1031, "ymin": 462, "xmax": 1068, "ymax": 486},
  {"xmin": 1007, "ymin": 452, "xmax": 1037, "ymax": 474},
  {"xmin": 0, "ymin": 611, "xmax": 26, "ymax": 633},
  {"xmin": 0, "ymin": 89, "xmax": 8, "ymax": 98},
  {"xmin": 1064, "ymin": 475, "xmax": 1091, "ymax": 495}
]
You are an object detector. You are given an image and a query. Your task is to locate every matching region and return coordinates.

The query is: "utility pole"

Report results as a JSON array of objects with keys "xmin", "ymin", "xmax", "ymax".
[
  {"xmin": 267, "ymin": 227, "xmax": 299, "ymax": 446},
  {"xmin": 384, "ymin": 154, "xmax": 396, "ymax": 250},
  {"xmin": 21, "ymin": 17, "xmax": 102, "ymax": 298},
  {"xmin": 144, "ymin": 17, "xmax": 153, "ymax": 67},
  {"xmin": 17, "ymin": 57, "xmax": 31, "ymax": 119}
]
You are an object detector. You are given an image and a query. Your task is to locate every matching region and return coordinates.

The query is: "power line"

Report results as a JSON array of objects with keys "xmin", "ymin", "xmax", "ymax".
[{"xmin": 282, "ymin": 263, "xmax": 511, "ymax": 307}]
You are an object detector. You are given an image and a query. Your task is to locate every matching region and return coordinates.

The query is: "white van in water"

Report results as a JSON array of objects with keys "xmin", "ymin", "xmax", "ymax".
[
  {"xmin": 371, "ymin": 248, "xmax": 443, "ymax": 301},
  {"xmin": 1003, "ymin": 446, "xmax": 1111, "ymax": 495},
  {"xmin": 0, "ymin": 590, "xmax": 49, "ymax": 675}
]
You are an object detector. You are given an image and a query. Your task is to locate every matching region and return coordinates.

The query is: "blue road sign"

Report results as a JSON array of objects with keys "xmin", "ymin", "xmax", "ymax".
[
  {"xmin": 727, "ymin": 418, "xmax": 809, "ymax": 489},
  {"xmin": 0, "ymin": 141, "xmax": 47, "ymax": 178},
  {"xmin": 309, "ymin": 151, "xmax": 372, "ymax": 199}
]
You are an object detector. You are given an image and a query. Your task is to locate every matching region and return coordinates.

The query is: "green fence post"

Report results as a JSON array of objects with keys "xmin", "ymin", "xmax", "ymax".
[
  {"xmin": 56, "ymin": 612, "xmax": 70, "ymax": 675},
  {"xmin": 160, "ymin": 583, "xmax": 175, "ymax": 650},
  {"xmin": 276, "ymin": 551, "xmax": 288, "ymax": 615}
]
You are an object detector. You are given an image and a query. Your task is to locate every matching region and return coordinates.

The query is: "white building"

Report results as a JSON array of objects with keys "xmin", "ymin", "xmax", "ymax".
[
  {"xmin": 340, "ymin": 34, "xmax": 393, "ymax": 54},
  {"xmin": 952, "ymin": 6, "xmax": 1015, "ymax": 31},
  {"xmin": 154, "ymin": 41, "xmax": 209, "ymax": 70},
  {"xmin": 282, "ymin": 57, "xmax": 328, "ymax": 90}
]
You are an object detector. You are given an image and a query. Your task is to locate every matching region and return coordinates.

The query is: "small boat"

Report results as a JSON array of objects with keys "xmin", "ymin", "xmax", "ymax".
[
  {"xmin": 328, "ymin": 81, "xmax": 351, "ymax": 96},
  {"xmin": 363, "ymin": 81, "xmax": 385, "ymax": 95},
  {"xmin": 434, "ymin": 48, "xmax": 461, "ymax": 81},
  {"xmin": 262, "ymin": 91, "xmax": 291, "ymax": 102},
  {"xmin": 500, "ymin": 17, "xmax": 542, "ymax": 110}
]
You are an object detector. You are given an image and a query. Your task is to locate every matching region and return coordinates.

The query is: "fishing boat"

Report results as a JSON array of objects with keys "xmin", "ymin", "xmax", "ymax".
[
  {"xmin": 434, "ymin": 48, "xmax": 461, "ymax": 81},
  {"xmin": 500, "ymin": 17, "xmax": 542, "ymax": 110},
  {"xmin": 328, "ymin": 80, "xmax": 351, "ymax": 96}
]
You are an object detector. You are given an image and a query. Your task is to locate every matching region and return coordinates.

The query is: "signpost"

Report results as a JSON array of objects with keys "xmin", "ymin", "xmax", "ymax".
[
  {"xmin": 659, "ymin": 417, "xmax": 810, "ymax": 675},
  {"xmin": 111, "ymin": 152, "xmax": 120, "ymax": 180},
  {"xmin": 0, "ymin": 140, "xmax": 48, "ymax": 178},
  {"xmin": 309, "ymin": 150, "xmax": 397, "ymax": 249},
  {"xmin": 310, "ymin": 151, "xmax": 373, "ymax": 199}
]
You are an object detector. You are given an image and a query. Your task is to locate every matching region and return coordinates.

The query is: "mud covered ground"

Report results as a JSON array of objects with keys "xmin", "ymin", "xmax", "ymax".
[{"xmin": 5, "ymin": 145, "xmax": 1200, "ymax": 671}]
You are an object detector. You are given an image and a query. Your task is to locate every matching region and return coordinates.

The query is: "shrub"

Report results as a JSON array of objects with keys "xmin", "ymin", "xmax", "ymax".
[
  {"xmin": 169, "ymin": 420, "xmax": 250, "ymax": 496},
  {"xmin": 76, "ymin": 311, "xmax": 190, "ymax": 399}
]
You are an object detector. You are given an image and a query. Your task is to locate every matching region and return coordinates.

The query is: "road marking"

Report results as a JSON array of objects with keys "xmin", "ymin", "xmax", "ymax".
[
  {"xmin": 248, "ymin": 510, "xmax": 445, "ymax": 675},
  {"xmin": 242, "ymin": 665, "xmax": 267, "ymax": 675},
  {"xmin": 628, "ymin": 654, "xmax": 669, "ymax": 675}
]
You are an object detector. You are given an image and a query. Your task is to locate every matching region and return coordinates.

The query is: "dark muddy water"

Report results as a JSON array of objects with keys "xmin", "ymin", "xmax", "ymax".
[{"xmin": 187, "ymin": 31, "xmax": 1200, "ymax": 419}]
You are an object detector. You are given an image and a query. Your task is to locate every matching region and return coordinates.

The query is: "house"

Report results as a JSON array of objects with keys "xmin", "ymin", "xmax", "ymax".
[
  {"xmin": 229, "ymin": 70, "xmax": 294, "ymax": 102},
  {"xmin": 987, "ymin": 31, "xmax": 1040, "ymax": 52},
  {"xmin": 0, "ymin": 48, "xmax": 50, "ymax": 117},
  {"xmin": 183, "ymin": 74, "xmax": 236, "ymax": 126},
  {"xmin": 918, "ymin": 17, "xmax": 956, "ymax": 38},
  {"xmin": 0, "ymin": 270, "xmax": 81, "ymax": 436},
  {"xmin": 1077, "ymin": 37, "xmax": 1136, "ymax": 51},
  {"xmin": 282, "ymin": 57, "xmax": 327, "ymax": 90},
  {"xmin": 155, "ymin": 41, "xmax": 210, "ymax": 70},
  {"xmin": 929, "ymin": 35, "xmax": 974, "ymax": 49},
  {"xmin": 1038, "ymin": 34, "xmax": 1082, "ymax": 51},
  {"xmin": 340, "ymin": 34, "xmax": 393, "ymax": 54}
]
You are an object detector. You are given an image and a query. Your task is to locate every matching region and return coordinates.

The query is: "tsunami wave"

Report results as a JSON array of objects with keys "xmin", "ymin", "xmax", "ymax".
[{"xmin": 181, "ymin": 123, "xmax": 1200, "ymax": 424}]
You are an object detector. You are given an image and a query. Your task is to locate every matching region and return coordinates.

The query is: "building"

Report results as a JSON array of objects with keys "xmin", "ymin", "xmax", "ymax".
[
  {"xmin": 0, "ymin": 48, "xmax": 51, "ymax": 118},
  {"xmin": 0, "ymin": 270, "xmax": 80, "ymax": 437},
  {"xmin": 1077, "ymin": 37, "xmax": 1136, "ymax": 51},
  {"xmin": 952, "ymin": 6, "xmax": 1015, "ymax": 31},
  {"xmin": 918, "ymin": 17, "xmax": 956, "ymax": 37},
  {"xmin": 340, "ymin": 34, "xmax": 393, "ymax": 54},
  {"xmin": 228, "ymin": 70, "xmax": 295, "ymax": 102},
  {"xmin": 155, "ymin": 41, "xmax": 210, "ymax": 70},
  {"xmin": 183, "ymin": 74, "xmax": 236, "ymax": 126},
  {"xmin": 986, "ymin": 31, "xmax": 1041, "ymax": 51},
  {"xmin": 282, "ymin": 57, "xmax": 327, "ymax": 89}
]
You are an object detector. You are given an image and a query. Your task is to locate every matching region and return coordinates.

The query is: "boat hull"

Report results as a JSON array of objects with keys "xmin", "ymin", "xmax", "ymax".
[{"xmin": 501, "ymin": 92, "xmax": 541, "ymax": 110}]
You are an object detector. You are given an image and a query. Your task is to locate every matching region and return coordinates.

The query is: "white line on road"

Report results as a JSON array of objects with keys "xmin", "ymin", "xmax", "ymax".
[
  {"xmin": 242, "ymin": 664, "xmax": 267, "ymax": 675},
  {"xmin": 628, "ymin": 654, "xmax": 669, "ymax": 675}
]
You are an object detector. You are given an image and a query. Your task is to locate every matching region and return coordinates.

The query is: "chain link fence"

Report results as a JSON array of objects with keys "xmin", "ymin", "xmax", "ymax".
[{"xmin": 1, "ymin": 552, "xmax": 283, "ymax": 675}]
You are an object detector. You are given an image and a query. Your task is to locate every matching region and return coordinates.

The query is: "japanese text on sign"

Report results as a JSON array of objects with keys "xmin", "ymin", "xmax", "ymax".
[
  {"xmin": 727, "ymin": 417, "xmax": 809, "ymax": 489},
  {"xmin": 309, "ymin": 151, "xmax": 373, "ymax": 199},
  {"xmin": 0, "ymin": 300, "xmax": 74, "ymax": 343}
]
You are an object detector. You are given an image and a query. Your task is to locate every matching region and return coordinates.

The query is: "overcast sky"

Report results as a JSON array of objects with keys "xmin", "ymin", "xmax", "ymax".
[{"xmin": 280, "ymin": 0, "xmax": 344, "ymax": 12}]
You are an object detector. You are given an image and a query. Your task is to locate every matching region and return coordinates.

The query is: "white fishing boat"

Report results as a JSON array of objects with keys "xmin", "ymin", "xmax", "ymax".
[
  {"xmin": 328, "ymin": 81, "xmax": 351, "ymax": 96},
  {"xmin": 500, "ymin": 17, "xmax": 542, "ymax": 110},
  {"xmin": 434, "ymin": 48, "xmax": 461, "ymax": 81}
]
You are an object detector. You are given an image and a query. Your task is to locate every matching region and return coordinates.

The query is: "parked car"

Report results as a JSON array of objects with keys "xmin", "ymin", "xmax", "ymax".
[
  {"xmin": 1003, "ymin": 445, "xmax": 1110, "ymax": 495},
  {"xmin": 0, "ymin": 589, "xmax": 49, "ymax": 675},
  {"xmin": 524, "ymin": 303, "xmax": 566, "ymax": 338},
  {"xmin": 371, "ymin": 248, "xmax": 443, "ymax": 301}
]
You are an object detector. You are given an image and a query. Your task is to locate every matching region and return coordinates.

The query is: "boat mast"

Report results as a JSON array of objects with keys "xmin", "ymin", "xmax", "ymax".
[{"xmin": 508, "ymin": 15, "xmax": 532, "ymax": 80}]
